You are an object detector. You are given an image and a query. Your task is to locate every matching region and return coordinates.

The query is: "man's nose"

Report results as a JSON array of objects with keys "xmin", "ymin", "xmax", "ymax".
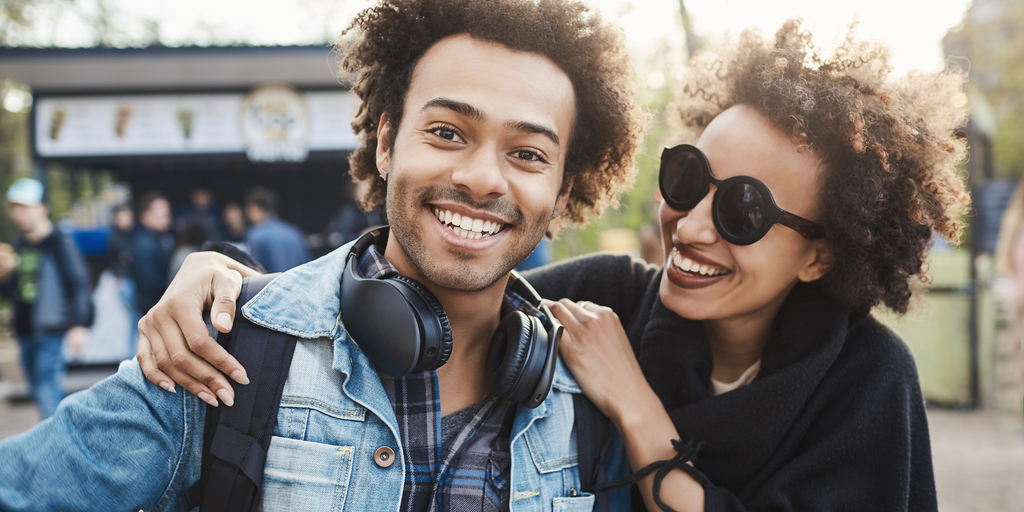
[
  {"xmin": 450, "ymin": 148, "xmax": 509, "ymax": 199},
  {"xmin": 675, "ymin": 186, "xmax": 718, "ymax": 245}
]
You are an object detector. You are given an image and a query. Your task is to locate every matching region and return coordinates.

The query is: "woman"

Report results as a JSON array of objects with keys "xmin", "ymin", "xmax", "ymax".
[{"xmin": 136, "ymin": 21, "xmax": 968, "ymax": 511}]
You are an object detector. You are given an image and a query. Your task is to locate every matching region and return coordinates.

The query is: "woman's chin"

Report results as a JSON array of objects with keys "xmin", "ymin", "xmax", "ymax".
[{"xmin": 658, "ymin": 273, "xmax": 716, "ymax": 321}]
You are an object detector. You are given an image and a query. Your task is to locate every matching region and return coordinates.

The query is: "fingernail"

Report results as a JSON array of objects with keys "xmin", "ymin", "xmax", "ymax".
[
  {"xmin": 230, "ymin": 370, "xmax": 250, "ymax": 385},
  {"xmin": 216, "ymin": 313, "xmax": 233, "ymax": 330},
  {"xmin": 198, "ymin": 391, "xmax": 219, "ymax": 407},
  {"xmin": 160, "ymin": 382, "xmax": 177, "ymax": 394},
  {"xmin": 216, "ymin": 389, "xmax": 234, "ymax": 407}
]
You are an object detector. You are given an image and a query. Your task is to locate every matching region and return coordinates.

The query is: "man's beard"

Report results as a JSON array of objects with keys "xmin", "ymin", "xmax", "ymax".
[{"xmin": 386, "ymin": 177, "xmax": 547, "ymax": 292}]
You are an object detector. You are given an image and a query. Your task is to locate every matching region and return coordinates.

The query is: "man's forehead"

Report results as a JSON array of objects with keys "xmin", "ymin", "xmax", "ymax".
[{"xmin": 403, "ymin": 34, "xmax": 576, "ymax": 138}]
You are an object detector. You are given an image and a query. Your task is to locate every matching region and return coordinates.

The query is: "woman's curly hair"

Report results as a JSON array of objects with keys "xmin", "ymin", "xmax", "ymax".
[
  {"xmin": 336, "ymin": 0, "xmax": 646, "ymax": 233},
  {"xmin": 671, "ymin": 19, "xmax": 971, "ymax": 314}
]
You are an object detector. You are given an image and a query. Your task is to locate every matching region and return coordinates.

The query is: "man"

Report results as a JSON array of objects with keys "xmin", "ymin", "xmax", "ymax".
[
  {"xmin": 0, "ymin": 0, "xmax": 643, "ymax": 510},
  {"xmin": 243, "ymin": 186, "xmax": 310, "ymax": 272},
  {"xmin": 0, "ymin": 178, "xmax": 92, "ymax": 418},
  {"xmin": 130, "ymin": 192, "xmax": 174, "ymax": 314}
]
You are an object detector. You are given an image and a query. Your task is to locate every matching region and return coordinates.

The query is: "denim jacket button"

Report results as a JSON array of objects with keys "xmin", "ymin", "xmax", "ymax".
[{"xmin": 374, "ymin": 446, "xmax": 396, "ymax": 468}]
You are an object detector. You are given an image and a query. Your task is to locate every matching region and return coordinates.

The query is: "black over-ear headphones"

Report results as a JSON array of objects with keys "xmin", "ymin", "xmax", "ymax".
[{"xmin": 339, "ymin": 227, "xmax": 562, "ymax": 409}]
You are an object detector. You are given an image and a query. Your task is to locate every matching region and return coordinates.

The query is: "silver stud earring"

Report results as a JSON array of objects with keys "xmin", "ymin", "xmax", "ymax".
[
  {"xmin": 551, "ymin": 209, "xmax": 559, "ymax": 219},
  {"xmin": 379, "ymin": 168, "xmax": 388, "ymax": 181}
]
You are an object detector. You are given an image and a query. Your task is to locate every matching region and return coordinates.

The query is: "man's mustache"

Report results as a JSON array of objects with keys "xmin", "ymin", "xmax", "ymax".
[{"xmin": 419, "ymin": 187, "xmax": 524, "ymax": 226}]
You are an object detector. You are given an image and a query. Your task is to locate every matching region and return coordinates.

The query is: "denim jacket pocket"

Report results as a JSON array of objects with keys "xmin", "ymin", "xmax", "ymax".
[
  {"xmin": 260, "ymin": 436, "xmax": 356, "ymax": 511},
  {"xmin": 551, "ymin": 494, "xmax": 596, "ymax": 512}
]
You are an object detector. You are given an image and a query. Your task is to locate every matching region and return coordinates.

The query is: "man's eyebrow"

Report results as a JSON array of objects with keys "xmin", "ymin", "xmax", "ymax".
[
  {"xmin": 420, "ymin": 97, "xmax": 560, "ymax": 148},
  {"xmin": 420, "ymin": 98, "xmax": 485, "ymax": 122},
  {"xmin": 505, "ymin": 120, "xmax": 560, "ymax": 148}
]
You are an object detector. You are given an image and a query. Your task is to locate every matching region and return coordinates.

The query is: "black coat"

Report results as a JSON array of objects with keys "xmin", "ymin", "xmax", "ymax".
[{"xmin": 525, "ymin": 254, "xmax": 937, "ymax": 512}]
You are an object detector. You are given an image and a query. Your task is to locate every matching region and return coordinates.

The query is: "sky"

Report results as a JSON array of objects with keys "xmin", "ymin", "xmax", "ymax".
[{"xmin": 25, "ymin": 0, "xmax": 974, "ymax": 74}]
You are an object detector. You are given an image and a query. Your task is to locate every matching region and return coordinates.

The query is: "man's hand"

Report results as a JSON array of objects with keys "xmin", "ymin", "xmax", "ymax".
[
  {"xmin": 136, "ymin": 251, "xmax": 255, "ymax": 407},
  {"xmin": 66, "ymin": 326, "xmax": 88, "ymax": 357},
  {"xmin": 0, "ymin": 243, "xmax": 19, "ymax": 281}
]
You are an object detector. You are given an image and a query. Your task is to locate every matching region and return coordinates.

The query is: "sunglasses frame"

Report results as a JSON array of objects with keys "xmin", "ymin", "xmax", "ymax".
[{"xmin": 659, "ymin": 144, "xmax": 825, "ymax": 246}]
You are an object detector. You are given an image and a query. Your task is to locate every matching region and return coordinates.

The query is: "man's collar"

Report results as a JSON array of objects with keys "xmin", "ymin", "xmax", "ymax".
[{"xmin": 240, "ymin": 239, "xmax": 581, "ymax": 393}]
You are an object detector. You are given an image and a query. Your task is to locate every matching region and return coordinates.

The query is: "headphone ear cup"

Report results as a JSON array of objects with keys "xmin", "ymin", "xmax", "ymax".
[
  {"xmin": 389, "ymin": 274, "xmax": 453, "ymax": 370},
  {"xmin": 489, "ymin": 311, "xmax": 535, "ymax": 399}
]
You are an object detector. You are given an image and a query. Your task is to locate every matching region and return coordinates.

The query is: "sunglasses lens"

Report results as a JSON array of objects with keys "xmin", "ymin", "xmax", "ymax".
[
  {"xmin": 718, "ymin": 183, "xmax": 765, "ymax": 239},
  {"xmin": 662, "ymin": 150, "xmax": 707, "ymax": 209}
]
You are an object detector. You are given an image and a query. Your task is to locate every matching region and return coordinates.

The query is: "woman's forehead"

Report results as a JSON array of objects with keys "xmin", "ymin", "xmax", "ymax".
[{"xmin": 698, "ymin": 105, "xmax": 824, "ymax": 217}]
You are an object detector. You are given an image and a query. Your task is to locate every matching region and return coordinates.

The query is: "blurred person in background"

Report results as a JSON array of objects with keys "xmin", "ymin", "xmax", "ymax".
[
  {"xmin": 174, "ymin": 188, "xmax": 219, "ymax": 246},
  {"xmin": 130, "ymin": 192, "xmax": 174, "ymax": 329},
  {"xmin": 0, "ymin": 178, "xmax": 93, "ymax": 419},
  {"xmin": 108, "ymin": 203, "xmax": 138, "ymax": 357},
  {"xmin": 323, "ymin": 179, "xmax": 383, "ymax": 249},
  {"xmin": 994, "ymin": 180, "xmax": 1024, "ymax": 411},
  {"xmin": 168, "ymin": 221, "xmax": 209, "ymax": 281},
  {"xmin": 244, "ymin": 186, "xmax": 310, "ymax": 272},
  {"xmin": 219, "ymin": 201, "xmax": 247, "ymax": 248},
  {"xmin": 108, "ymin": 204, "xmax": 135, "ymax": 278}
]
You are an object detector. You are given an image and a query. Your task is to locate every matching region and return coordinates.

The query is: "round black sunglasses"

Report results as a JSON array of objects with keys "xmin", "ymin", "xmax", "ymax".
[{"xmin": 659, "ymin": 144, "xmax": 825, "ymax": 246}]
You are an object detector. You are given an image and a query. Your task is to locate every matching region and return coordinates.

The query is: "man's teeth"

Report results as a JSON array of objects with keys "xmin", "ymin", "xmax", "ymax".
[
  {"xmin": 432, "ymin": 208, "xmax": 504, "ymax": 240},
  {"xmin": 671, "ymin": 250, "xmax": 726, "ymax": 276}
]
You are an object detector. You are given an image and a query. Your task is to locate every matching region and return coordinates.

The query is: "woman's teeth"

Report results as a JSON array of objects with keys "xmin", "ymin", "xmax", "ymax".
[
  {"xmin": 433, "ymin": 207, "xmax": 504, "ymax": 240},
  {"xmin": 672, "ymin": 250, "xmax": 726, "ymax": 276}
]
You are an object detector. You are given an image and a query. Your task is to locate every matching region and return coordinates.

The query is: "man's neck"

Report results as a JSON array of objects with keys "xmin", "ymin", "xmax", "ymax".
[
  {"xmin": 433, "ymin": 278, "xmax": 507, "ymax": 415},
  {"xmin": 383, "ymin": 237, "xmax": 508, "ymax": 415},
  {"xmin": 23, "ymin": 220, "xmax": 54, "ymax": 245}
]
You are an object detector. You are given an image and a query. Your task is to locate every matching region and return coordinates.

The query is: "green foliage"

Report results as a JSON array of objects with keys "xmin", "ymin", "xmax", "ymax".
[
  {"xmin": 945, "ymin": 0, "xmax": 1024, "ymax": 179},
  {"xmin": 552, "ymin": 37, "xmax": 683, "ymax": 261}
]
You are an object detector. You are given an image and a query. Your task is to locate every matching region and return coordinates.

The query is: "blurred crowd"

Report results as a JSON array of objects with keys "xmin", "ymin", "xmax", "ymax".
[
  {"xmin": 0, "ymin": 179, "xmax": 388, "ymax": 417},
  {"xmin": 0, "ymin": 176, "xmax": 568, "ymax": 418}
]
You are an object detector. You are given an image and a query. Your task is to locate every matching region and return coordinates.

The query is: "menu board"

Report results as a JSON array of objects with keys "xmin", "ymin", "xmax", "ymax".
[{"xmin": 34, "ymin": 87, "xmax": 358, "ymax": 162}]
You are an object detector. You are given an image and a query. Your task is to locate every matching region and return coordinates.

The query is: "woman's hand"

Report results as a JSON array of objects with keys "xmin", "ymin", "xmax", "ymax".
[
  {"xmin": 136, "ymin": 251, "xmax": 256, "ymax": 407},
  {"xmin": 543, "ymin": 299, "xmax": 657, "ymax": 425},
  {"xmin": 544, "ymin": 298, "xmax": 705, "ymax": 511}
]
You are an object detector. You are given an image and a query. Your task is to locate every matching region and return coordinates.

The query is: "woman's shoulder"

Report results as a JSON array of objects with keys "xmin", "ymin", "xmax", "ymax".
[
  {"xmin": 831, "ymin": 314, "xmax": 924, "ymax": 392},
  {"xmin": 523, "ymin": 252, "xmax": 660, "ymax": 298}
]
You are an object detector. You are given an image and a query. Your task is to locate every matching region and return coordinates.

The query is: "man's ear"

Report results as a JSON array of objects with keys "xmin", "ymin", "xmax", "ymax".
[
  {"xmin": 552, "ymin": 179, "xmax": 573, "ymax": 218},
  {"xmin": 375, "ymin": 112, "xmax": 392, "ymax": 176},
  {"xmin": 797, "ymin": 239, "xmax": 833, "ymax": 283}
]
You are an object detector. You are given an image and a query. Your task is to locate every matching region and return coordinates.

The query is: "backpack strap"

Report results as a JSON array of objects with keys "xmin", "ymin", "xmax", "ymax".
[
  {"xmin": 178, "ymin": 273, "xmax": 296, "ymax": 512},
  {"xmin": 573, "ymin": 393, "xmax": 614, "ymax": 511}
]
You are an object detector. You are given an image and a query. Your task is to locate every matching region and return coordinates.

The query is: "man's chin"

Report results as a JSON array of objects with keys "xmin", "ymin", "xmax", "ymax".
[{"xmin": 418, "ymin": 264, "xmax": 511, "ymax": 293}]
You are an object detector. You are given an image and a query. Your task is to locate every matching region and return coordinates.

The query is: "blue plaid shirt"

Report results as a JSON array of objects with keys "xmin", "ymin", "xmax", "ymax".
[{"xmin": 358, "ymin": 246, "xmax": 541, "ymax": 512}]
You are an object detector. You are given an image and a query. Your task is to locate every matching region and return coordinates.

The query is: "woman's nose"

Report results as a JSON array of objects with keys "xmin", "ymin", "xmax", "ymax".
[{"xmin": 675, "ymin": 187, "xmax": 718, "ymax": 245}]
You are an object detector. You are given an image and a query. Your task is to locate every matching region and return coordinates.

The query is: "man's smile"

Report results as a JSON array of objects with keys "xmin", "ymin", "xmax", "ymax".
[{"xmin": 432, "ymin": 206, "xmax": 507, "ymax": 240}]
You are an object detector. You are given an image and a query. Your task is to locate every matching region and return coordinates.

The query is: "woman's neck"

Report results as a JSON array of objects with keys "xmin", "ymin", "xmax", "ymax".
[{"xmin": 702, "ymin": 288, "xmax": 793, "ymax": 383}]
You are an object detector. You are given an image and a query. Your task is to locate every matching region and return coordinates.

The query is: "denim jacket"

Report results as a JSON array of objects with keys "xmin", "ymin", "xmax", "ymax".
[{"xmin": 0, "ymin": 243, "xmax": 598, "ymax": 512}]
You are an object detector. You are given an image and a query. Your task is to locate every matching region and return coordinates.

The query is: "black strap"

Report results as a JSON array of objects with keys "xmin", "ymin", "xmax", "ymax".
[
  {"xmin": 592, "ymin": 438, "xmax": 706, "ymax": 512},
  {"xmin": 178, "ymin": 273, "xmax": 296, "ymax": 512},
  {"xmin": 573, "ymin": 393, "xmax": 614, "ymax": 511}
]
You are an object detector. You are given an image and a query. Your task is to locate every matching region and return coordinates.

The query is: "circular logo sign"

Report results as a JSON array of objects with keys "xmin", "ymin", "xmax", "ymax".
[{"xmin": 238, "ymin": 84, "xmax": 310, "ymax": 162}]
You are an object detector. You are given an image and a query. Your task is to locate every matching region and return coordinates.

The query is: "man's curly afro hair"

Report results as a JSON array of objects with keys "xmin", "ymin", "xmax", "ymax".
[
  {"xmin": 336, "ymin": 0, "xmax": 646, "ymax": 233},
  {"xmin": 671, "ymin": 19, "xmax": 971, "ymax": 314}
]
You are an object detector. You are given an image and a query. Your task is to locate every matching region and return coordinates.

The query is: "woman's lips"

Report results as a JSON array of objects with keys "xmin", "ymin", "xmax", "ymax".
[{"xmin": 664, "ymin": 247, "xmax": 729, "ymax": 290}]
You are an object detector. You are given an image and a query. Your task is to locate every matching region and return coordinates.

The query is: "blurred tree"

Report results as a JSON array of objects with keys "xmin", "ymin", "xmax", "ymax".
[
  {"xmin": 945, "ymin": 0, "xmax": 1024, "ymax": 179},
  {"xmin": 552, "ymin": 0, "xmax": 700, "ymax": 262}
]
